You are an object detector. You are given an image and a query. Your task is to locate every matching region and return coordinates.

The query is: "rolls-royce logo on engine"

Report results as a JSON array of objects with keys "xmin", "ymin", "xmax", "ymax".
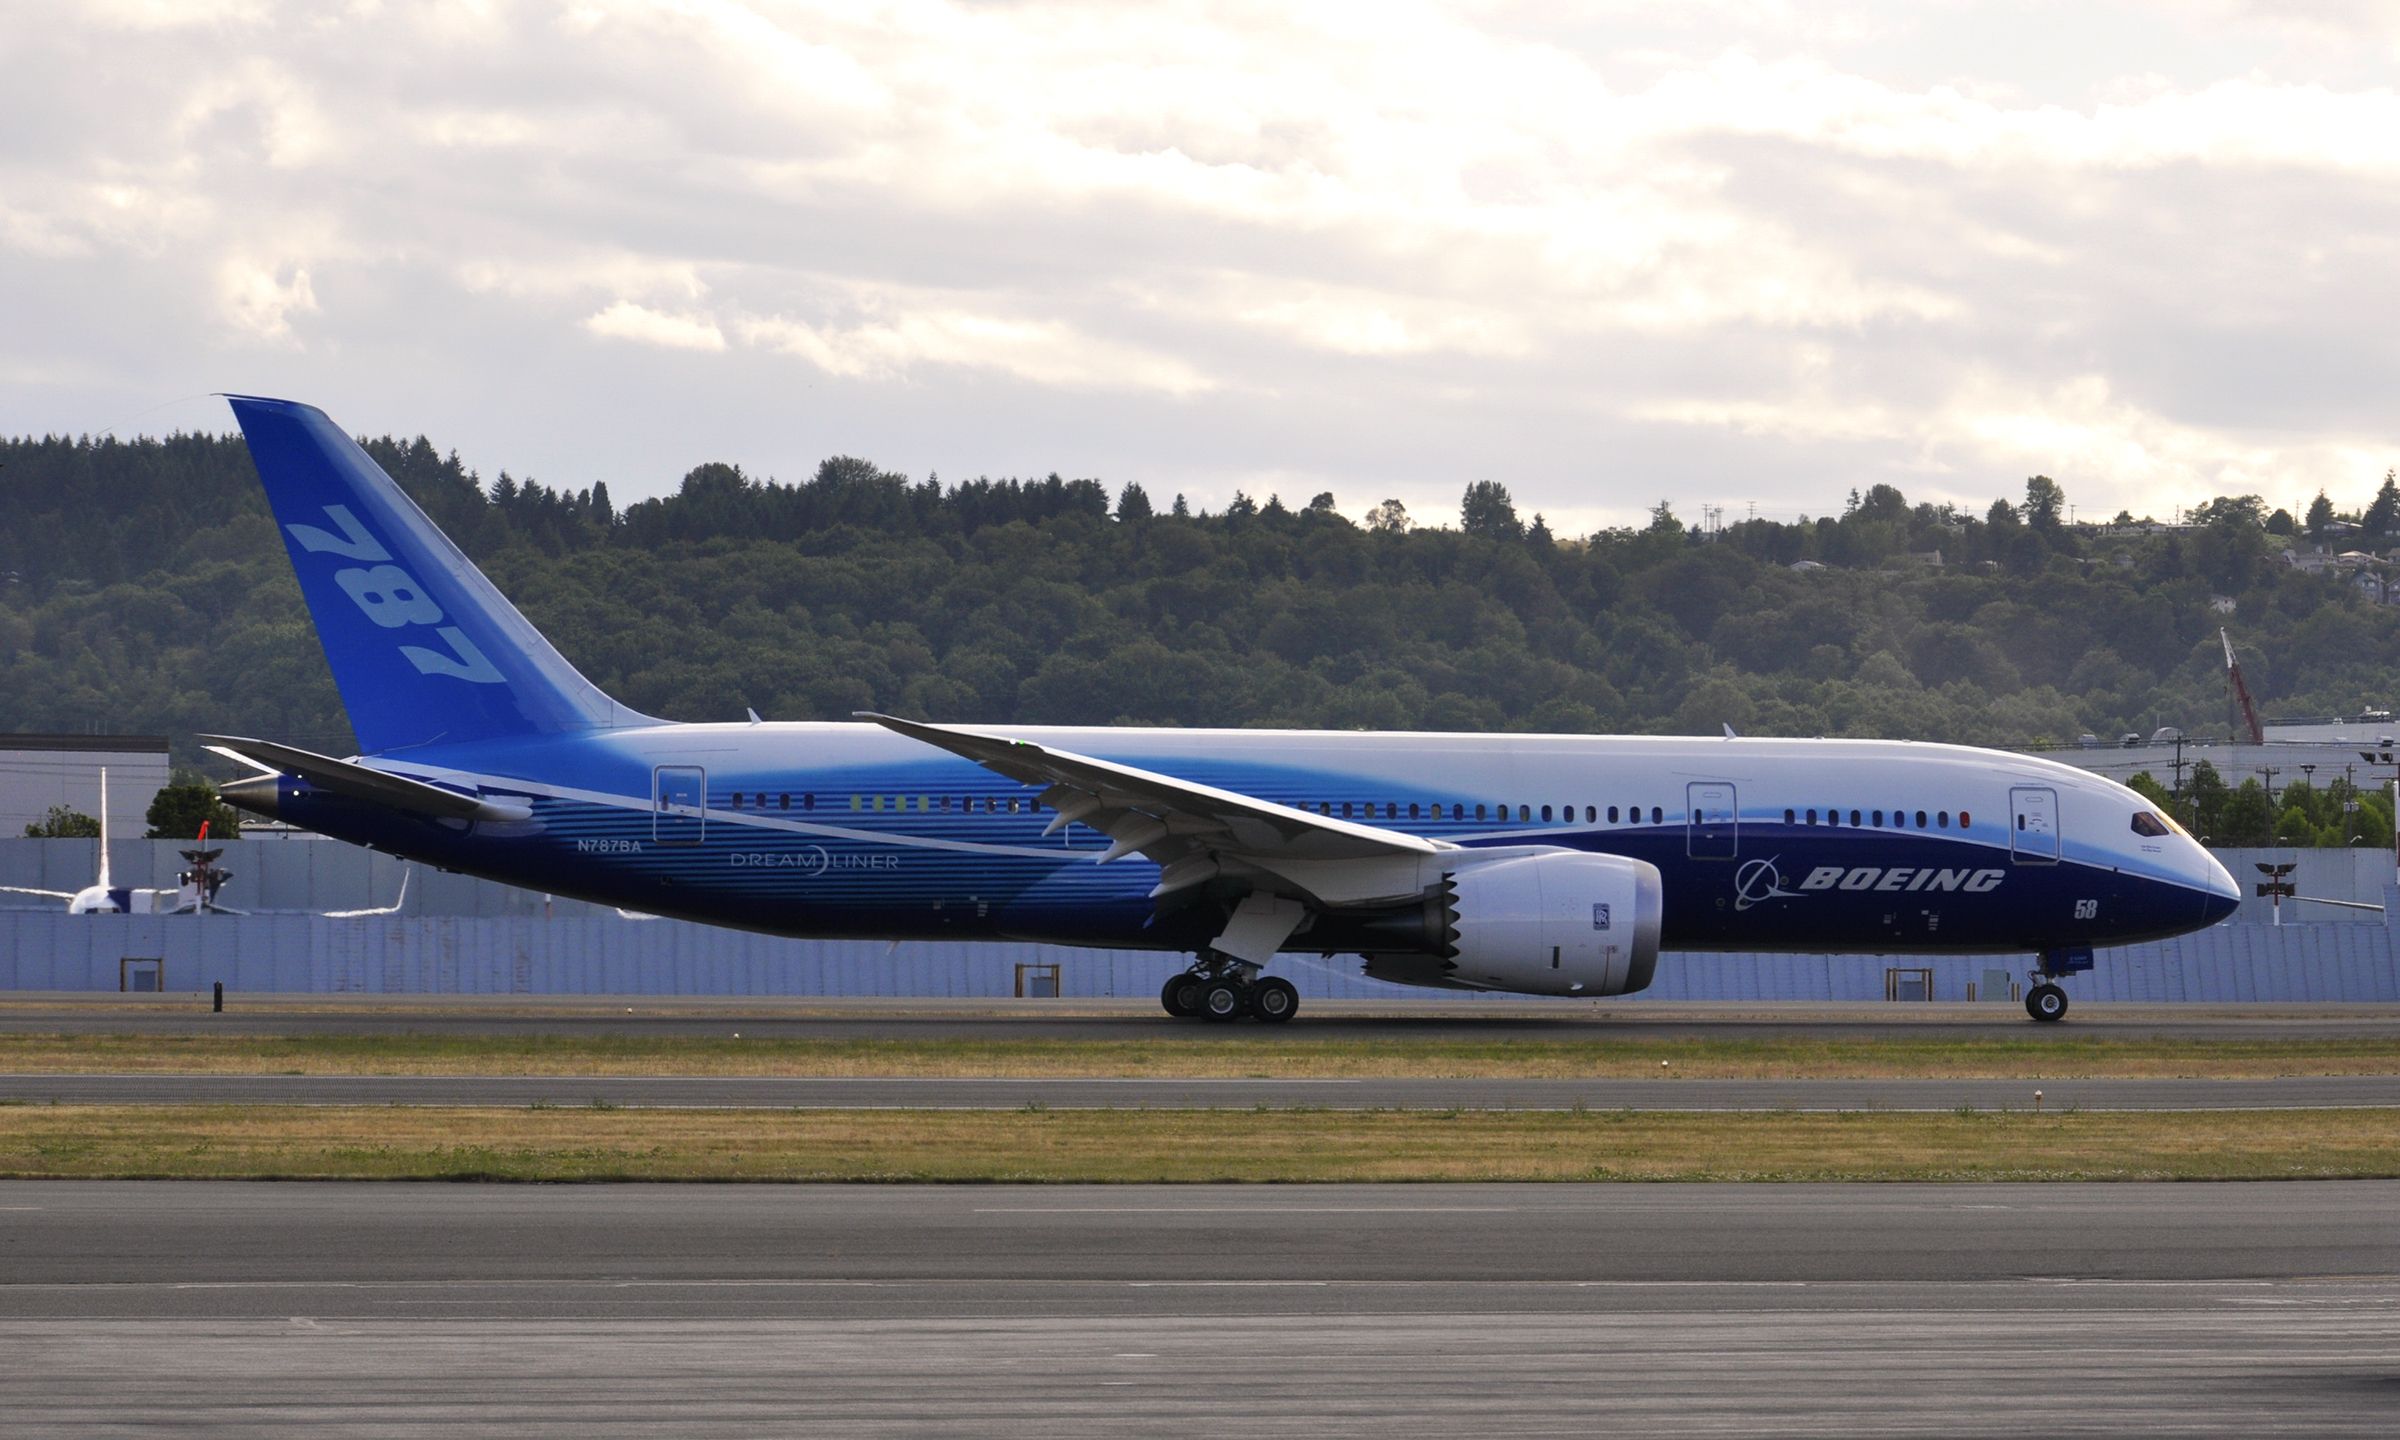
[{"xmin": 1592, "ymin": 903, "xmax": 1611, "ymax": 931}]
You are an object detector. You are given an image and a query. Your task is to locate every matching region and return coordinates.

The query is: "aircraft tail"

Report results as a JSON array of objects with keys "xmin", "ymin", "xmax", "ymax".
[{"xmin": 226, "ymin": 396, "xmax": 652, "ymax": 755}]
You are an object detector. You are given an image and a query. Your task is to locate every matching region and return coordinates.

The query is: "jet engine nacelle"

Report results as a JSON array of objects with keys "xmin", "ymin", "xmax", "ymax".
[{"xmin": 1440, "ymin": 850, "xmax": 1663, "ymax": 997}]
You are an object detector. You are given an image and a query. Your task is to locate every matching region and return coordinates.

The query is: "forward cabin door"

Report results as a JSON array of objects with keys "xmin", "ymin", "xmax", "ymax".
[
  {"xmin": 1687, "ymin": 781, "xmax": 1738, "ymax": 860},
  {"xmin": 654, "ymin": 765, "xmax": 707, "ymax": 845},
  {"xmin": 2009, "ymin": 786, "xmax": 2059, "ymax": 863}
]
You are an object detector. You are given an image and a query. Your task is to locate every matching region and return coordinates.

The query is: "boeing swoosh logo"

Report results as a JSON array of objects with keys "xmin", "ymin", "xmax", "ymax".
[{"xmin": 1734, "ymin": 856, "xmax": 1801, "ymax": 911}]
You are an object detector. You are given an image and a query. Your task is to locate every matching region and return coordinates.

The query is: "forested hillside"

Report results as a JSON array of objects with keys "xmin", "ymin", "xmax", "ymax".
[{"xmin": 5, "ymin": 427, "xmax": 2399, "ymax": 774}]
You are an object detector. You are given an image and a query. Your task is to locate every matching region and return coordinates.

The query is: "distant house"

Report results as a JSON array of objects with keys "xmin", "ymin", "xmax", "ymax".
[
  {"xmin": 2208, "ymin": 595, "xmax": 2238, "ymax": 615},
  {"xmin": 1789, "ymin": 559, "xmax": 1827, "ymax": 573}
]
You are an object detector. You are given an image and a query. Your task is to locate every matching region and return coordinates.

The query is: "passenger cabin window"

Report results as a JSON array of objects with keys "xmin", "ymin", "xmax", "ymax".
[
  {"xmin": 1649, "ymin": 806, "xmax": 1662, "ymax": 824},
  {"xmin": 1872, "ymin": 809, "xmax": 1883, "ymax": 826},
  {"xmin": 2130, "ymin": 811, "xmax": 2171, "ymax": 837},
  {"xmin": 1915, "ymin": 810, "xmax": 1928, "ymax": 828}
]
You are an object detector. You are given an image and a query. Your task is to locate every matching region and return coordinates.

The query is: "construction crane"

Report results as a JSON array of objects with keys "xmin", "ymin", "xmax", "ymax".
[{"xmin": 2222, "ymin": 629, "xmax": 2264, "ymax": 746}]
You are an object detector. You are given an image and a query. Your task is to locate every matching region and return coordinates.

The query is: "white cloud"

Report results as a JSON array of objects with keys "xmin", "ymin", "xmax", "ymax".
[
  {"xmin": 584, "ymin": 301, "xmax": 726, "ymax": 352},
  {"xmin": 6, "ymin": 1, "xmax": 2399, "ymax": 525},
  {"xmin": 742, "ymin": 306, "xmax": 1213, "ymax": 395},
  {"xmin": 219, "ymin": 259, "xmax": 318, "ymax": 343}
]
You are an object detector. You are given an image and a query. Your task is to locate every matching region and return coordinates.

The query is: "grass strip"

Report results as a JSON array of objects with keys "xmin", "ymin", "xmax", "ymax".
[
  {"xmin": 0, "ymin": 1105, "xmax": 2394, "ymax": 1182},
  {"xmin": 2, "ymin": 1032, "xmax": 2397, "ymax": 1079}
]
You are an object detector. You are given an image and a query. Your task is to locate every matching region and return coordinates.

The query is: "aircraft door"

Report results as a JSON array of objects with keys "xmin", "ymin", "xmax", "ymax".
[
  {"xmin": 1687, "ymin": 781, "xmax": 1738, "ymax": 860},
  {"xmin": 654, "ymin": 766, "xmax": 706, "ymax": 845},
  {"xmin": 2009, "ymin": 786, "xmax": 2059, "ymax": 864}
]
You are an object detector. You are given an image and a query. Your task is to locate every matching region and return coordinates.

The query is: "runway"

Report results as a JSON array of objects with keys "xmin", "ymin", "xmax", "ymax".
[
  {"xmin": 8, "ymin": 994, "xmax": 2400, "ymax": 1042},
  {"xmin": 6, "ymin": 1071, "xmax": 2398, "ymax": 1110},
  {"xmin": 3, "ymin": 1181, "xmax": 2396, "ymax": 1435}
]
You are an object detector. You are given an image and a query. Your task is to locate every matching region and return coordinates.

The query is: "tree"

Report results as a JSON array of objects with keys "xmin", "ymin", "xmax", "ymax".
[
  {"xmin": 1460, "ymin": 481, "xmax": 1523, "ymax": 540},
  {"xmin": 1528, "ymin": 513, "xmax": 1555, "ymax": 549},
  {"xmin": 2265, "ymin": 508, "xmax": 2295, "ymax": 537},
  {"xmin": 2125, "ymin": 771, "xmax": 2174, "ymax": 811},
  {"xmin": 1115, "ymin": 482, "xmax": 1152, "ymax": 523},
  {"xmin": 2186, "ymin": 760, "xmax": 2229, "ymax": 836},
  {"xmin": 145, "ymin": 783, "xmax": 240, "ymax": 840},
  {"xmin": 23, "ymin": 805, "xmax": 99, "ymax": 838},
  {"xmin": 2364, "ymin": 470, "xmax": 2400, "ymax": 538},
  {"xmin": 2305, "ymin": 490, "xmax": 2334, "ymax": 540},
  {"xmin": 1364, "ymin": 498, "xmax": 1411, "ymax": 534},
  {"xmin": 2215, "ymin": 780, "xmax": 2276, "ymax": 847},
  {"xmin": 2023, "ymin": 475, "xmax": 2065, "ymax": 530}
]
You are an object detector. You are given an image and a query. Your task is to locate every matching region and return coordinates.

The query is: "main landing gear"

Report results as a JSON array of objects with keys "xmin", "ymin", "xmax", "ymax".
[
  {"xmin": 1159, "ymin": 958, "xmax": 1299, "ymax": 1024},
  {"xmin": 2025, "ymin": 983, "xmax": 2069, "ymax": 1023}
]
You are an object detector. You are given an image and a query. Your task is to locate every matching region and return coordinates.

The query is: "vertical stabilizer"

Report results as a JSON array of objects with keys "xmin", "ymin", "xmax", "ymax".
[
  {"xmin": 226, "ymin": 396, "xmax": 653, "ymax": 754},
  {"xmin": 95, "ymin": 767, "xmax": 110, "ymax": 892}
]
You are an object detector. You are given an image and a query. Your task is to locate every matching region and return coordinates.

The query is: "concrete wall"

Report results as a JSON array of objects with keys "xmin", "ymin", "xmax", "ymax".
[
  {"xmin": 5, "ymin": 837, "xmax": 2397, "ymax": 1001},
  {"xmin": 5, "ymin": 910, "xmax": 2397, "ymax": 1003}
]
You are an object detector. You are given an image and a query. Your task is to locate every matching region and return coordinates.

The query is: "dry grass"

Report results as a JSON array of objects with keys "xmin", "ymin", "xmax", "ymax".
[
  {"xmin": 0, "ymin": 1104, "xmax": 2394, "ymax": 1182},
  {"xmin": 3, "ymin": 1031, "xmax": 2399, "ymax": 1079}
]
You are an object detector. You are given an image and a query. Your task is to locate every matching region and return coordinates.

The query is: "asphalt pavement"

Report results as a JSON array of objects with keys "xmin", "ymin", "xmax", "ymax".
[{"xmin": 2, "ymin": 1181, "xmax": 2396, "ymax": 1435}]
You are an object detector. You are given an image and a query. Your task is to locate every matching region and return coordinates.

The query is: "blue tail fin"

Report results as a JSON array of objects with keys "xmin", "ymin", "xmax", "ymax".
[{"xmin": 228, "ymin": 395, "xmax": 651, "ymax": 755}]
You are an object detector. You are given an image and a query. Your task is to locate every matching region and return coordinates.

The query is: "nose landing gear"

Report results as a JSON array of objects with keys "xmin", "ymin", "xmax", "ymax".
[
  {"xmin": 2024, "ymin": 946, "xmax": 2092, "ymax": 1023},
  {"xmin": 1158, "ymin": 956, "xmax": 1300, "ymax": 1024}
]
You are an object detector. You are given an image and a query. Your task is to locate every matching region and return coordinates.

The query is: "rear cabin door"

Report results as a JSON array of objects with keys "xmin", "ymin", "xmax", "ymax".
[
  {"xmin": 654, "ymin": 766, "xmax": 707, "ymax": 845},
  {"xmin": 1686, "ymin": 781, "xmax": 1738, "ymax": 860},
  {"xmin": 2009, "ymin": 786, "xmax": 2059, "ymax": 864}
]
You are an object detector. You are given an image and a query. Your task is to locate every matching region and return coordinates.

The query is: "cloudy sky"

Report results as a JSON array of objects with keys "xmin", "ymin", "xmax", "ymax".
[{"xmin": 6, "ymin": 1, "xmax": 2399, "ymax": 533}]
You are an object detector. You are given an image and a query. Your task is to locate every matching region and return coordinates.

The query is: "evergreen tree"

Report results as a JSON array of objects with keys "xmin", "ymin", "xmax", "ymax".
[
  {"xmin": 23, "ymin": 805, "xmax": 99, "ymax": 838},
  {"xmin": 1115, "ymin": 482, "xmax": 1153, "ymax": 523},
  {"xmin": 2023, "ymin": 475, "xmax": 2066, "ymax": 530},
  {"xmin": 1460, "ymin": 480, "xmax": 1523, "ymax": 540},
  {"xmin": 2364, "ymin": 470, "xmax": 2400, "ymax": 538},
  {"xmin": 145, "ymin": 783, "xmax": 240, "ymax": 839},
  {"xmin": 2305, "ymin": 490, "xmax": 2334, "ymax": 540}
]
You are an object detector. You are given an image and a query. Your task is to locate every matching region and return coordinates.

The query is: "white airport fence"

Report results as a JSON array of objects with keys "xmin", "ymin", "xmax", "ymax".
[{"xmin": 3, "ymin": 910, "xmax": 2397, "ymax": 1002}]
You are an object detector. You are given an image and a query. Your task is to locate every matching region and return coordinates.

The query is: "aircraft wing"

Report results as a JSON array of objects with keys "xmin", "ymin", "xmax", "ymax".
[
  {"xmin": 859, "ymin": 713, "xmax": 1449, "ymax": 910},
  {"xmin": 0, "ymin": 884, "xmax": 77, "ymax": 900},
  {"xmin": 321, "ymin": 868, "xmax": 410, "ymax": 919}
]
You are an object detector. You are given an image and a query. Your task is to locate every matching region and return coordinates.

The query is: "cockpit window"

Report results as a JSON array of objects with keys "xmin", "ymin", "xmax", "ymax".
[{"xmin": 2130, "ymin": 811, "xmax": 2171, "ymax": 838}]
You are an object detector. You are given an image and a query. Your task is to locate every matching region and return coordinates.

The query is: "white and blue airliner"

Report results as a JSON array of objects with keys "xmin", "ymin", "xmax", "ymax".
[{"xmin": 208, "ymin": 397, "xmax": 2240, "ymax": 1023}]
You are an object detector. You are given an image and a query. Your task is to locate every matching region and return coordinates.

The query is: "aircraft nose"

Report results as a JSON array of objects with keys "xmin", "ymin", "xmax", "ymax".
[{"xmin": 2199, "ymin": 852, "xmax": 2240, "ymax": 925}]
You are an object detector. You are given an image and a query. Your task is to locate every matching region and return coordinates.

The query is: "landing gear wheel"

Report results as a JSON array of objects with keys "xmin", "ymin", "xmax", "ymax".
[
  {"xmin": 1161, "ymin": 974, "xmax": 1200, "ymax": 1018},
  {"xmin": 2026, "ymin": 983, "xmax": 2068, "ymax": 1023},
  {"xmin": 1199, "ymin": 979, "xmax": 1247, "ymax": 1023},
  {"xmin": 1248, "ymin": 977, "xmax": 1299, "ymax": 1024}
]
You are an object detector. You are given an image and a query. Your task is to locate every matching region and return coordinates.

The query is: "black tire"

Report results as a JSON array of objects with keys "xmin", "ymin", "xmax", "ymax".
[
  {"xmin": 1161, "ymin": 974, "xmax": 1199, "ymax": 1018},
  {"xmin": 1248, "ymin": 977, "xmax": 1299, "ymax": 1024},
  {"xmin": 1199, "ymin": 980, "xmax": 1247, "ymax": 1022},
  {"xmin": 2027, "ymin": 983, "xmax": 2068, "ymax": 1023}
]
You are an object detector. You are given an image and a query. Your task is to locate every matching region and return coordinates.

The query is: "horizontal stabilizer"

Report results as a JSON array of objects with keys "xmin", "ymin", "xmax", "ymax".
[{"xmin": 203, "ymin": 735, "xmax": 532, "ymax": 824}]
